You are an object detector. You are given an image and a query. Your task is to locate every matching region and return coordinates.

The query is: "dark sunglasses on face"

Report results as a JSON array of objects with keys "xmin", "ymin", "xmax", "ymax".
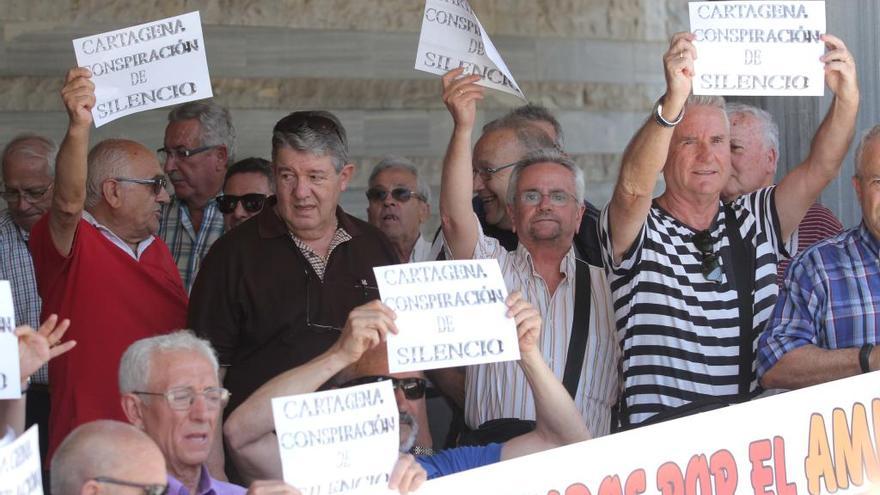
[
  {"xmin": 340, "ymin": 375, "xmax": 427, "ymax": 400},
  {"xmin": 216, "ymin": 194, "xmax": 268, "ymax": 214},
  {"xmin": 692, "ymin": 229, "xmax": 722, "ymax": 283},
  {"xmin": 365, "ymin": 187, "xmax": 425, "ymax": 203}
]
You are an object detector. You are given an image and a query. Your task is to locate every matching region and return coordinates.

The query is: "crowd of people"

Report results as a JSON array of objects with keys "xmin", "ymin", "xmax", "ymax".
[{"xmin": 1, "ymin": 29, "xmax": 876, "ymax": 494}]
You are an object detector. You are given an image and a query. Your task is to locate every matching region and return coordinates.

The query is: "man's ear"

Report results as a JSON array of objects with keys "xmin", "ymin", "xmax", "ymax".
[
  {"xmin": 120, "ymin": 393, "xmax": 146, "ymax": 430},
  {"xmin": 80, "ymin": 479, "xmax": 101, "ymax": 495},
  {"xmin": 506, "ymin": 203, "xmax": 517, "ymax": 233},
  {"xmin": 215, "ymin": 146, "xmax": 229, "ymax": 171},
  {"xmin": 338, "ymin": 163, "xmax": 355, "ymax": 191},
  {"xmin": 102, "ymin": 180, "xmax": 123, "ymax": 209}
]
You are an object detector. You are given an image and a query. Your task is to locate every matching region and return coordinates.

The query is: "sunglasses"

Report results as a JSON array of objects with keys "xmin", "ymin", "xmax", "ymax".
[
  {"xmin": 365, "ymin": 187, "xmax": 425, "ymax": 203},
  {"xmin": 692, "ymin": 230, "xmax": 722, "ymax": 283},
  {"xmin": 92, "ymin": 477, "xmax": 168, "ymax": 495},
  {"xmin": 216, "ymin": 194, "xmax": 268, "ymax": 214},
  {"xmin": 113, "ymin": 176, "xmax": 168, "ymax": 196},
  {"xmin": 340, "ymin": 375, "xmax": 427, "ymax": 400}
]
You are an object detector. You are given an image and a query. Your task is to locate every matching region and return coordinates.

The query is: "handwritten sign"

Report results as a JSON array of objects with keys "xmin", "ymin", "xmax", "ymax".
[
  {"xmin": 416, "ymin": 371, "xmax": 880, "ymax": 495},
  {"xmin": 0, "ymin": 426, "xmax": 43, "ymax": 495},
  {"xmin": 690, "ymin": 1, "xmax": 826, "ymax": 96},
  {"xmin": 0, "ymin": 281, "xmax": 20, "ymax": 400},
  {"xmin": 414, "ymin": 0, "xmax": 525, "ymax": 100},
  {"xmin": 272, "ymin": 381, "xmax": 399, "ymax": 495},
  {"xmin": 374, "ymin": 260, "xmax": 520, "ymax": 373},
  {"xmin": 72, "ymin": 11, "xmax": 213, "ymax": 127}
]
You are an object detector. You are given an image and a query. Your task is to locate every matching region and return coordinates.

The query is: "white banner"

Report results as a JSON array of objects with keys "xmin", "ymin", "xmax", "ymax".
[
  {"xmin": 72, "ymin": 11, "xmax": 213, "ymax": 127},
  {"xmin": 690, "ymin": 1, "xmax": 826, "ymax": 96},
  {"xmin": 414, "ymin": 0, "xmax": 525, "ymax": 100},
  {"xmin": 0, "ymin": 280, "xmax": 20, "ymax": 400},
  {"xmin": 0, "ymin": 426, "xmax": 43, "ymax": 495},
  {"xmin": 374, "ymin": 260, "xmax": 520, "ymax": 373},
  {"xmin": 272, "ymin": 381, "xmax": 399, "ymax": 495},
  {"xmin": 417, "ymin": 371, "xmax": 880, "ymax": 494}
]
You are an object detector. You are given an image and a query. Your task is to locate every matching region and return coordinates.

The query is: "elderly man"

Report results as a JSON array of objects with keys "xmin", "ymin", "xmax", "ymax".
[
  {"xmin": 721, "ymin": 102, "xmax": 843, "ymax": 282},
  {"xmin": 217, "ymin": 158, "xmax": 274, "ymax": 231},
  {"xmin": 50, "ymin": 420, "xmax": 167, "ymax": 495},
  {"xmin": 159, "ymin": 101, "xmax": 235, "ymax": 292},
  {"xmin": 601, "ymin": 33, "xmax": 858, "ymax": 427},
  {"xmin": 119, "ymin": 331, "xmax": 244, "ymax": 495},
  {"xmin": 0, "ymin": 134, "xmax": 57, "ymax": 455},
  {"xmin": 30, "ymin": 68, "xmax": 188, "ymax": 460},
  {"xmin": 439, "ymin": 69, "xmax": 619, "ymax": 440},
  {"xmin": 758, "ymin": 126, "xmax": 880, "ymax": 389},
  {"xmin": 224, "ymin": 293, "xmax": 589, "ymax": 483},
  {"xmin": 366, "ymin": 156, "xmax": 436, "ymax": 262}
]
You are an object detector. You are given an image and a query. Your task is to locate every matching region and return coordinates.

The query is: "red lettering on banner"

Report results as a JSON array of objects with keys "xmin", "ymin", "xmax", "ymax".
[
  {"xmin": 685, "ymin": 455, "xmax": 711, "ymax": 495},
  {"xmin": 598, "ymin": 476, "xmax": 622, "ymax": 495},
  {"xmin": 657, "ymin": 462, "xmax": 684, "ymax": 495},
  {"xmin": 773, "ymin": 437, "xmax": 797, "ymax": 495},
  {"xmin": 709, "ymin": 449, "xmax": 738, "ymax": 495},
  {"xmin": 624, "ymin": 469, "xmax": 646, "ymax": 495},
  {"xmin": 749, "ymin": 439, "xmax": 773, "ymax": 495}
]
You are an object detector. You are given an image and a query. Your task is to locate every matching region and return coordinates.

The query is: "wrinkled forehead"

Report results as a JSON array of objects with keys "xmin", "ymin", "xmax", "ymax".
[
  {"xmin": 370, "ymin": 167, "xmax": 418, "ymax": 189},
  {"xmin": 516, "ymin": 161, "xmax": 577, "ymax": 192}
]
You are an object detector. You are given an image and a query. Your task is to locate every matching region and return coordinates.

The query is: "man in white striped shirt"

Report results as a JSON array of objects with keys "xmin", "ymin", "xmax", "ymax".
[{"xmin": 439, "ymin": 68, "xmax": 619, "ymax": 438}]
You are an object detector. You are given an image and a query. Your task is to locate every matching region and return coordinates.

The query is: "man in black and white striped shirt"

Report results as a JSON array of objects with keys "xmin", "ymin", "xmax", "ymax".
[{"xmin": 601, "ymin": 32, "xmax": 859, "ymax": 426}]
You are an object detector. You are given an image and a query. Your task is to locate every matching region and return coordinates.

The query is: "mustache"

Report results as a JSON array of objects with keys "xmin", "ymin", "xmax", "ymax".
[{"xmin": 398, "ymin": 411, "xmax": 419, "ymax": 454}]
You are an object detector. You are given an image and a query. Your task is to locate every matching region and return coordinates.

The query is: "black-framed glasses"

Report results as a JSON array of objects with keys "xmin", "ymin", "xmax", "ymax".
[
  {"xmin": 156, "ymin": 145, "xmax": 217, "ymax": 162},
  {"xmin": 303, "ymin": 268, "xmax": 378, "ymax": 333},
  {"xmin": 0, "ymin": 184, "xmax": 53, "ymax": 203},
  {"xmin": 365, "ymin": 187, "xmax": 425, "ymax": 203},
  {"xmin": 473, "ymin": 161, "xmax": 518, "ymax": 182},
  {"xmin": 340, "ymin": 375, "xmax": 427, "ymax": 400},
  {"xmin": 216, "ymin": 194, "xmax": 268, "ymax": 214},
  {"xmin": 132, "ymin": 386, "xmax": 230, "ymax": 411},
  {"xmin": 92, "ymin": 477, "xmax": 168, "ymax": 495},
  {"xmin": 519, "ymin": 190, "xmax": 577, "ymax": 206},
  {"xmin": 692, "ymin": 230, "xmax": 722, "ymax": 283},
  {"xmin": 112, "ymin": 176, "xmax": 168, "ymax": 196},
  {"xmin": 274, "ymin": 111, "xmax": 347, "ymax": 148}
]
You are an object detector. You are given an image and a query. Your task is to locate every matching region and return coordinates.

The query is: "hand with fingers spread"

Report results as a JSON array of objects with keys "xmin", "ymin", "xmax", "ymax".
[
  {"xmin": 820, "ymin": 34, "xmax": 859, "ymax": 103},
  {"xmin": 505, "ymin": 291, "xmax": 542, "ymax": 361},
  {"xmin": 17, "ymin": 314, "xmax": 76, "ymax": 384},
  {"xmin": 246, "ymin": 480, "xmax": 302, "ymax": 495},
  {"xmin": 661, "ymin": 32, "xmax": 697, "ymax": 113},
  {"xmin": 388, "ymin": 453, "xmax": 427, "ymax": 494},
  {"xmin": 441, "ymin": 68, "xmax": 484, "ymax": 131},
  {"xmin": 60, "ymin": 67, "xmax": 95, "ymax": 130},
  {"xmin": 331, "ymin": 300, "xmax": 399, "ymax": 365}
]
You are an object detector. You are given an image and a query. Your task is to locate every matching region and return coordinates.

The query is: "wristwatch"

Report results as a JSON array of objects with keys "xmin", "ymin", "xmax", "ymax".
[{"xmin": 653, "ymin": 97, "xmax": 685, "ymax": 128}]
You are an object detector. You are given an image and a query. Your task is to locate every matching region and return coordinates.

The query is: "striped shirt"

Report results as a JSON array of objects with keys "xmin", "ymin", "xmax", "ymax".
[
  {"xmin": 776, "ymin": 202, "xmax": 843, "ymax": 285},
  {"xmin": 158, "ymin": 196, "xmax": 225, "ymax": 293},
  {"xmin": 758, "ymin": 223, "xmax": 880, "ymax": 378},
  {"xmin": 600, "ymin": 187, "xmax": 793, "ymax": 425},
  {"xmin": 463, "ymin": 227, "xmax": 619, "ymax": 437},
  {"xmin": 0, "ymin": 211, "xmax": 46, "ymax": 383}
]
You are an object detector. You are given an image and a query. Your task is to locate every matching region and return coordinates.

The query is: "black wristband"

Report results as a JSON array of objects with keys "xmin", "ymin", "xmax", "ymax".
[{"xmin": 859, "ymin": 343, "xmax": 874, "ymax": 373}]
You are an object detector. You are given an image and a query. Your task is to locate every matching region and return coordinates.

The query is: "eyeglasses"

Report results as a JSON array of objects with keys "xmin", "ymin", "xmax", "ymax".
[
  {"xmin": 0, "ymin": 184, "xmax": 52, "ymax": 203},
  {"xmin": 274, "ymin": 111, "xmax": 347, "ymax": 148},
  {"xmin": 303, "ymin": 268, "xmax": 378, "ymax": 333},
  {"xmin": 473, "ymin": 161, "xmax": 518, "ymax": 182},
  {"xmin": 92, "ymin": 477, "xmax": 168, "ymax": 495},
  {"xmin": 340, "ymin": 375, "xmax": 427, "ymax": 400},
  {"xmin": 692, "ymin": 230, "xmax": 722, "ymax": 283},
  {"xmin": 113, "ymin": 176, "xmax": 168, "ymax": 196},
  {"xmin": 132, "ymin": 386, "xmax": 230, "ymax": 411},
  {"xmin": 216, "ymin": 194, "xmax": 268, "ymax": 214},
  {"xmin": 518, "ymin": 190, "xmax": 576, "ymax": 206},
  {"xmin": 365, "ymin": 187, "xmax": 425, "ymax": 203},
  {"xmin": 156, "ymin": 145, "xmax": 217, "ymax": 162}
]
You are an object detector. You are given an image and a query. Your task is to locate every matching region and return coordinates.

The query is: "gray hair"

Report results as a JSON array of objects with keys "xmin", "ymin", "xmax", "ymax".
[
  {"xmin": 855, "ymin": 124, "xmax": 880, "ymax": 177},
  {"xmin": 368, "ymin": 156, "xmax": 432, "ymax": 205},
  {"xmin": 726, "ymin": 102, "xmax": 779, "ymax": 162},
  {"xmin": 168, "ymin": 100, "xmax": 236, "ymax": 164},
  {"xmin": 272, "ymin": 111, "xmax": 349, "ymax": 173},
  {"xmin": 85, "ymin": 139, "xmax": 134, "ymax": 209},
  {"xmin": 119, "ymin": 330, "xmax": 219, "ymax": 395},
  {"xmin": 1, "ymin": 133, "xmax": 58, "ymax": 176},
  {"xmin": 484, "ymin": 104, "xmax": 565, "ymax": 149},
  {"xmin": 506, "ymin": 148, "xmax": 585, "ymax": 206}
]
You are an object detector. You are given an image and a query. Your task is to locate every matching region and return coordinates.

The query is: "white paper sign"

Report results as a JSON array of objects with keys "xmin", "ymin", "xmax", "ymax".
[
  {"xmin": 0, "ymin": 281, "xmax": 20, "ymax": 400},
  {"xmin": 0, "ymin": 425, "xmax": 43, "ymax": 495},
  {"xmin": 374, "ymin": 260, "xmax": 520, "ymax": 373},
  {"xmin": 72, "ymin": 11, "xmax": 213, "ymax": 127},
  {"xmin": 414, "ymin": 0, "xmax": 525, "ymax": 100},
  {"xmin": 690, "ymin": 1, "xmax": 826, "ymax": 96},
  {"xmin": 272, "ymin": 381, "xmax": 399, "ymax": 495}
]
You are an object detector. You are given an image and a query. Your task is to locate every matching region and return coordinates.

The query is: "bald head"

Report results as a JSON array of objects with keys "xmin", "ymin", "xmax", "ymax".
[
  {"xmin": 51, "ymin": 420, "xmax": 167, "ymax": 495},
  {"xmin": 85, "ymin": 139, "xmax": 158, "ymax": 209}
]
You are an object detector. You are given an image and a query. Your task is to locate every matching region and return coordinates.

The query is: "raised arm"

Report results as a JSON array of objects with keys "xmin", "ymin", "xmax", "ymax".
[
  {"xmin": 439, "ymin": 68, "xmax": 484, "ymax": 259},
  {"xmin": 500, "ymin": 293, "xmax": 590, "ymax": 461},
  {"xmin": 223, "ymin": 301, "xmax": 398, "ymax": 481},
  {"xmin": 607, "ymin": 33, "xmax": 695, "ymax": 264},
  {"xmin": 51, "ymin": 68, "xmax": 95, "ymax": 256},
  {"xmin": 774, "ymin": 34, "xmax": 859, "ymax": 240}
]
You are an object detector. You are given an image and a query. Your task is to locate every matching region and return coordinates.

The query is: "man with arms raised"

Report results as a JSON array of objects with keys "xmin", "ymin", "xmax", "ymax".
[
  {"xmin": 601, "ymin": 33, "xmax": 858, "ymax": 426},
  {"xmin": 30, "ymin": 68, "xmax": 188, "ymax": 460}
]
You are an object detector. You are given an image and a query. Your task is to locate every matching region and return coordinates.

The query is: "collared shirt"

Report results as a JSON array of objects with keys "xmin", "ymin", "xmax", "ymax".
[
  {"xmin": 166, "ymin": 466, "xmax": 245, "ymax": 495},
  {"xmin": 82, "ymin": 211, "xmax": 155, "ymax": 260},
  {"xmin": 291, "ymin": 228, "xmax": 353, "ymax": 280},
  {"xmin": 758, "ymin": 223, "xmax": 880, "ymax": 377},
  {"xmin": 0, "ymin": 211, "xmax": 45, "ymax": 382},
  {"xmin": 159, "ymin": 196, "xmax": 225, "ymax": 292},
  {"xmin": 462, "ymin": 222, "xmax": 619, "ymax": 437}
]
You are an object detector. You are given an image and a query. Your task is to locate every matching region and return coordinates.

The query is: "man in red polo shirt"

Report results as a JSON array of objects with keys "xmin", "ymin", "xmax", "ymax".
[{"xmin": 30, "ymin": 67, "xmax": 188, "ymax": 460}]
